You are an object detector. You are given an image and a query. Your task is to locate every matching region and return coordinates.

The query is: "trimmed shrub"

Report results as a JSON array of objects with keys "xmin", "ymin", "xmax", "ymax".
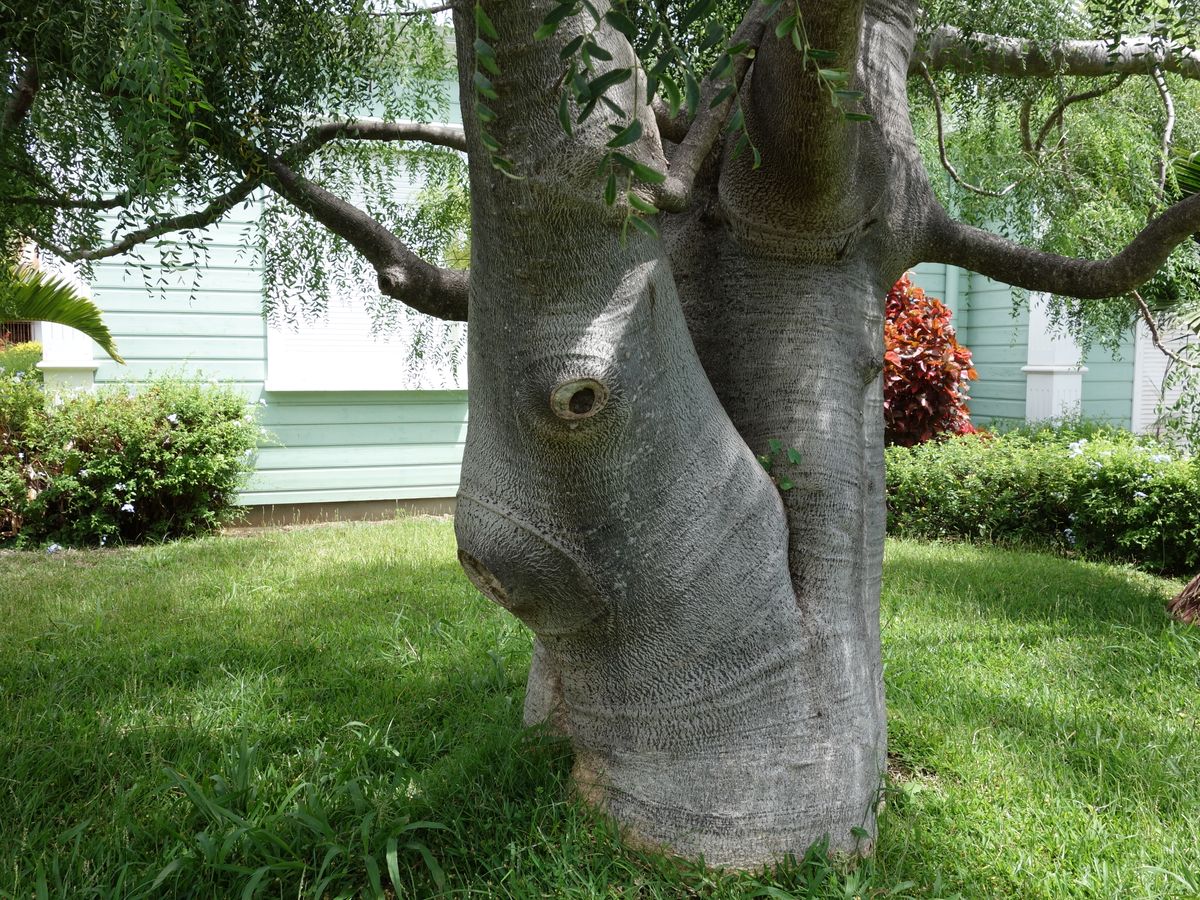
[
  {"xmin": 1, "ymin": 375, "xmax": 259, "ymax": 546},
  {"xmin": 886, "ymin": 426, "xmax": 1200, "ymax": 575},
  {"xmin": 884, "ymin": 275, "xmax": 977, "ymax": 446}
]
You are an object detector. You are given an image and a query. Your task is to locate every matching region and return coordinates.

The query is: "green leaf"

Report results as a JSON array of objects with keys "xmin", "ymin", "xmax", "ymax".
[
  {"xmin": 474, "ymin": 4, "xmax": 499, "ymax": 41},
  {"xmin": 606, "ymin": 120, "xmax": 643, "ymax": 149},
  {"xmin": 604, "ymin": 10, "xmax": 637, "ymax": 40},
  {"xmin": 684, "ymin": 71, "xmax": 700, "ymax": 118},
  {"xmin": 559, "ymin": 35, "xmax": 585, "ymax": 58},
  {"xmin": 709, "ymin": 82, "xmax": 735, "ymax": 109},
  {"xmin": 774, "ymin": 13, "xmax": 798, "ymax": 39},
  {"xmin": 473, "ymin": 71, "xmax": 498, "ymax": 100},
  {"xmin": 777, "ymin": 477, "xmax": 795, "ymax": 491},
  {"xmin": 661, "ymin": 74, "xmax": 682, "ymax": 118},
  {"xmin": 0, "ymin": 265, "xmax": 123, "ymax": 362},
  {"xmin": 479, "ymin": 129, "xmax": 501, "ymax": 152},
  {"xmin": 627, "ymin": 192, "xmax": 658, "ymax": 215},
  {"xmin": 786, "ymin": 446, "xmax": 803, "ymax": 464},
  {"xmin": 474, "ymin": 39, "xmax": 500, "ymax": 76},
  {"xmin": 557, "ymin": 91, "xmax": 573, "ymax": 135},
  {"xmin": 682, "ymin": 0, "xmax": 716, "ymax": 28},
  {"xmin": 699, "ymin": 20, "xmax": 725, "ymax": 52},
  {"xmin": 583, "ymin": 40, "xmax": 613, "ymax": 62},
  {"xmin": 611, "ymin": 152, "xmax": 666, "ymax": 184},
  {"xmin": 628, "ymin": 214, "xmax": 659, "ymax": 238},
  {"xmin": 726, "ymin": 105, "xmax": 744, "ymax": 134},
  {"xmin": 386, "ymin": 838, "xmax": 403, "ymax": 895},
  {"xmin": 585, "ymin": 67, "xmax": 632, "ymax": 99},
  {"xmin": 604, "ymin": 171, "xmax": 618, "ymax": 205},
  {"xmin": 475, "ymin": 100, "xmax": 498, "ymax": 123},
  {"xmin": 818, "ymin": 68, "xmax": 849, "ymax": 82},
  {"xmin": 768, "ymin": 438, "xmax": 783, "ymax": 454}
]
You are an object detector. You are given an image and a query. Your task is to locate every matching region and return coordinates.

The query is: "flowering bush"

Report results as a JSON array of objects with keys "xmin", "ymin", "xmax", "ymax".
[
  {"xmin": 1, "ymin": 375, "xmax": 259, "ymax": 546},
  {"xmin": 883, "ymin": 275, "xmax": 977, "ymax": 446},
  {"xmin": 886, "ymin": 425, "xmax": 1200, "ymax": 575}
]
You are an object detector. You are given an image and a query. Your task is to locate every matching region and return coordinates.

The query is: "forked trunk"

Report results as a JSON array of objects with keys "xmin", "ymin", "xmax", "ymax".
[{"xmin": 449, "ymin": 0, "xmax": 919, "ymax": 869}]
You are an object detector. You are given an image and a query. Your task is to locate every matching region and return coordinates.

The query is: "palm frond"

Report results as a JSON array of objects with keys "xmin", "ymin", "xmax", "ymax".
[{"xmin": 0, "ymin": 265, "xmax": 123, "ymax": 363}]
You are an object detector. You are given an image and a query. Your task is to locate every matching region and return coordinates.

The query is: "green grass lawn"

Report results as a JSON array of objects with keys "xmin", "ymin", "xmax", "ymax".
[{"xmin": 1, "ymin": 519, "xmax": 1197, "ymax": 899}]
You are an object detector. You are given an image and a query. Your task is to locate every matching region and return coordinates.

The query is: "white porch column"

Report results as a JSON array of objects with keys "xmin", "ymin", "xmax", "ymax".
[
  {"xmin": 37, "ymin": 321, "xmax": 99, "ymax": 392},
  {"xmin": 1021, "ymin": 293, "xmax": 1087, "ymax": 422}
]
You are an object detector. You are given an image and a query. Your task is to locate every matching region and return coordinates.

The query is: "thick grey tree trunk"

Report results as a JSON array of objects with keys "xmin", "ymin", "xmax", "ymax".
[{"xmin": 451, "ymin": 0, "xmax": 921, "ymax": 869}]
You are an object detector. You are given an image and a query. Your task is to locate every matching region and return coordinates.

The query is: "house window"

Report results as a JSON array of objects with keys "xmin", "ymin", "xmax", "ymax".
[
  {"xmin": 1132, "ymin": 319, "xmax": 1194, "ymax": 436},
  {"xmin": 1, "ymin": 321, "xmax": 34, "ymax": 344},
  {"xmin": 265, "ymin": 295, "xmax": 467, "ymax": 392}
]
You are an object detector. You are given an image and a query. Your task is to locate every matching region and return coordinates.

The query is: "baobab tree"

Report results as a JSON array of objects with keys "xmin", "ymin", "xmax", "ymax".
[{"xmin": 3, "ymin": 0, "xmax": 1199, "ymax": 869}]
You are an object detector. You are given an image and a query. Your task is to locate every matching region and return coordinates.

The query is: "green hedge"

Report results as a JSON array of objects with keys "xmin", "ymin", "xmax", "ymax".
[
  {"xmin": 886, "ymin": 426, "xmax": 1200, "ymax": 575},
  {"xmin": 1, "ymin": 374, "xmax": 259, "ymax": 546}
]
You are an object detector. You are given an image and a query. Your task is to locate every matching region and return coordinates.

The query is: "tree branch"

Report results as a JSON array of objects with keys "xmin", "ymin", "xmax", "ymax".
[
  {"xmin": 1033, "ymin": 75, "xmax": 1127, "ymax": 154},
  {"xmin": 914, "ymin": 26, "xmax": 1200, "ymax": 80},
  {"xmin": 1135, "ymin": 290, "xmax": 1199, "ymax": 369},
  {"xmin": 26, "ymin": 119, "xmax": 466, "ymax": 266},
  {"xmin": 1150, "ymin": 68, "xmax": 1175, "ymax": 211},
  {"xmin": 923, "ymin": 192, "xmax": 1200, "ymax": 298},
  {"xmin": 917, "ymin": 63, "xmax": 1017, "ymax": 197},
  {"xmin": 42, "ymin": 178, "xmax": 260, "ymax": 262},
  {"xmin": 655, "ymin": 3, "xmax": 772, "ymax": 212},
  {"xmin": 2, "ymin": 59, "xmax": 39, "ymax": 131},
  {"xmin": 301, "ymin": 119, "xmax": 466, "ymax": 153},
  {"xmin": 261, "ymin": 153, "xmax": 468, "ymax": 322}
]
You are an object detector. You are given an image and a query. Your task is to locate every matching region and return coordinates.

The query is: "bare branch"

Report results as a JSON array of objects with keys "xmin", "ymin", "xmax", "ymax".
[
  {"xmin": 394, "ymin": 2, "xmax": 455, "ymax": 15},
  {"xmin": 27, "ymin": 119, "xmax": 465, "ymax": 262},
  {"xmin": 1135, "ymin": 290, "xmax": 1199, "ymax": 369},
  {"xmin": 917, "ymin": 63, "xmax": 1017, "ymax": 198},
  {"xmin": 1033, "ymin": 75, "xmax": 1127, "ymax": 154},
  {"xmin": 923, "ymin": 192, "xmax": 1200, "ymax": 298},
  {"xmin": 655, "ymin": 4, "xmax": 771, "ymax": 212},
  {"xmin": 1150, "ymin": 68, "xmax": 1176, "ymax": 211},
  {"xmin": 2, "ymin": 59, "xmax": 39, "ymax": 131},
  {"xmin": 302, "ymin": 119, "xmax": 466, "ymax": 153},
  {"xmin": 48, "ymin": 178, "xmax": 260, "ymax": 262},
  {"xmin": 262, "ymin": 154, "xmax": 468, "ymax": 322},
  {"xmin": 914, "ymin": 26, "xmax": 1200, "ymax": 80}
]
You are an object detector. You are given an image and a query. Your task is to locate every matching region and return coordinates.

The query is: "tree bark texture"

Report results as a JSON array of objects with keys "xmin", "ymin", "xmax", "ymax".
[{"xmin": 444, "ymin": 0, "xmax": 936, "ymax": 869}]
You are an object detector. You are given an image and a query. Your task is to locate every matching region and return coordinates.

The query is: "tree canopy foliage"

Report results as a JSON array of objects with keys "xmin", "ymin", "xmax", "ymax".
[{"xmin": 2, "ymin": 0, "xmax": 1198, "ymax": 345}]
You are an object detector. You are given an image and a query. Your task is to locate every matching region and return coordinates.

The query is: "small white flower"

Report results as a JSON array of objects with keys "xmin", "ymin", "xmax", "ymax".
[
  {"xmin": 46, "ymin": 543, "xmax": 62, "ymax": 554},
  {"xmin": 258, "ymin": 398, "xmax": 267, "ymax": 406},
  {"xmin": 1150, "ymin": 453, "xmax": 1172, "ymax": 464},
  {"xmin": 243, "ymin": 448, "xmax": 254, "ymax": 457},
  {"xmin": 99, "ymin": 534, "xmax": 107, "ymax": 547},
  {"xmin": 1140, "ymin": 473, "xmax": 1152, "ymax": 482},
  {"xmin": 1063, "ymin": 528, "xmax": 1076, "ymax": 546},
  {"xmin": 120, "ymin": 502, "xmax": 135, "ymax": 513},
  {"xmin": 16, "ymin": 452, "xmax": 23, "ymax": 460},
  {"xmin": 114, "ymin": 483, "xmax": 126, "ymax": 492},
  {"xmin": 1067, "ymin": 439, "xmax": 1089, "ymax": 457},
  {"xmin": 79, "ymin": 469, "xmax": 89, "ymax": 478},
  {"xmin": 166, "ymin": 413, "xmax": 179, "ymax": 424},
  {"xmin": 1134, "ymin": 491, "xmax": 1148, "ymax": 500}
]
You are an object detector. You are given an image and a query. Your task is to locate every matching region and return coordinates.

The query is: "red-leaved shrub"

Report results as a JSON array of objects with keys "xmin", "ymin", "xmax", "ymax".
[{"xmin": 883, "ymin": 274, "xmax": 977, "ymax": 446}]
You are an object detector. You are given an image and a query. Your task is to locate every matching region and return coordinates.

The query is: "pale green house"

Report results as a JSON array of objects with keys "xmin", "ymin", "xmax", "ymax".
[{"xmin": 25, "ymin": 249, "xmax": 1182, "ymax": 522}]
